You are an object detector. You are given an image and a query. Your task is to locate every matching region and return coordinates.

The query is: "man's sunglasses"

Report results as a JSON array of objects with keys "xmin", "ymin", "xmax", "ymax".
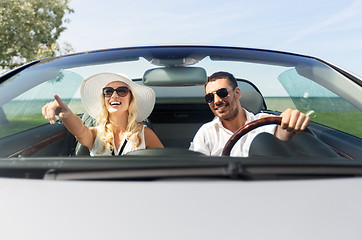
[
  {"xmin": 204, "ymin": 88, "xmax": 232, "ymax": 103},
  {"xmin": 102, "ymin": 86, "xmax": 130, "ymax": 98}
]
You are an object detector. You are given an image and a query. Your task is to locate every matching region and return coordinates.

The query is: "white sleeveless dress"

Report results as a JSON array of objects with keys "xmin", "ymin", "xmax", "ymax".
[{"xmin": 90, "ymin": 125, "xmax": 146, "ymax": 156}]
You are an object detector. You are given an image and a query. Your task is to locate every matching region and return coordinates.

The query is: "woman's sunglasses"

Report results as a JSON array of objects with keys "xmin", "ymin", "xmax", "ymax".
[
  {"xmin": 102, "ymin": 86, "xmax": 130, "ymax": 98},
  {"xmin": 204, "ymin": 88, "xmax": 231, "ymax": 103}
]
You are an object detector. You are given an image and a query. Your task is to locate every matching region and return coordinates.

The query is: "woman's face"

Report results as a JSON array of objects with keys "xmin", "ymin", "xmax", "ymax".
[{"xmin": 103, "ymin": 81, "xmax": 132, "ymax": 116}]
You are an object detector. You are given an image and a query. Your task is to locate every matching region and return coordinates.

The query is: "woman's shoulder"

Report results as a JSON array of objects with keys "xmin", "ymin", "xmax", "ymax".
[
  {"xmin": 143, "ymin": 125, "xmax": 153, "ymax": 136},
  {"xmin": 143, "ymin": 126, "xmax": 164, "ymax": 148}
]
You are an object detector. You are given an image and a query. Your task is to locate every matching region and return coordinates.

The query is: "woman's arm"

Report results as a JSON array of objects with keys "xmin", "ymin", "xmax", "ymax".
[
  {"xmin": 42, "ymin": 94, "xmax": 96, "ymax": 150},
  {"xmin": 144, "ymin": 127, "xmax": 164, "ymax": 148}
]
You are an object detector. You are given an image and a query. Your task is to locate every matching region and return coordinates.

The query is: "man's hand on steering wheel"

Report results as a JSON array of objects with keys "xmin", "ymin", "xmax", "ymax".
[
  {"xmin": 274, "ymin": 108, "xmax": 310, "ymax": 141},
  {"xmin": 222, "ymin": 109, "xmax": 311, "ymax": 156}
]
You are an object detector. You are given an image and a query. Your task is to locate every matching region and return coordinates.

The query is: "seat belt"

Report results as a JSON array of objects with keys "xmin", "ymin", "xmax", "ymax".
[{"xmin": 111, "ymin": 139, "xmax": 128, "ymax": 156}]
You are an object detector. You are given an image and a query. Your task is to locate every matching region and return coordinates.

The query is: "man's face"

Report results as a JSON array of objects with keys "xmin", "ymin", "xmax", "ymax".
[{"xmin": 205, "ymin": 78, "xmax": 240, "ymax": 121}]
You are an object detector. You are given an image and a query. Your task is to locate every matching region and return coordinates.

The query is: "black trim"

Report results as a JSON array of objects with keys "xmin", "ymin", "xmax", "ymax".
[
  {"xmin": 0, "ymin": 60, "xmax": 40, "ymax": 84},
  {"xmin": 112, "ymin": 139, "xmax": 128, "ymax": 156}
]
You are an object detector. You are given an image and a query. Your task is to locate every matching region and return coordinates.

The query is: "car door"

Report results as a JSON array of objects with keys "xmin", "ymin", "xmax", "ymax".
[{"xmin": 0, "ymin": 70, "xmax": 83, "ymax": 158}]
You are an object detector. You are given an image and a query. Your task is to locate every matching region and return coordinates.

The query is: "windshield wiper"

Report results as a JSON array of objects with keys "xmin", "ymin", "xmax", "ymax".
[
  {"xmin": 43, "ymin": 165, "xmax": 236, "ymax": 180},
  {"xmin": 1, "ymin": 156, "xmax": 361, "ymax": 181},
  {"xmin": 42, "ymin": 159, "xmax": 242, "ymax": 180},
  {"xmin": 42, "ymin": 157, "xmax": 362, "ymax": 181}
]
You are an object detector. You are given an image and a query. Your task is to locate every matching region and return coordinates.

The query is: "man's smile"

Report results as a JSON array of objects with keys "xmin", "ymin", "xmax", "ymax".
[{"xmin": 214, "ymin": 103, "xmax": 228, "ymax": 113}]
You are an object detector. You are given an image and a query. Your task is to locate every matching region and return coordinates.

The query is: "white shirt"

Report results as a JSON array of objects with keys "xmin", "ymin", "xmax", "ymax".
[
  {"xmin": 189, "ymin": 109, "xmax": 276, "ymax": 157},
  {"xmin": 90, "ymin": 125, "xmax": 146, "ymax": 156}
]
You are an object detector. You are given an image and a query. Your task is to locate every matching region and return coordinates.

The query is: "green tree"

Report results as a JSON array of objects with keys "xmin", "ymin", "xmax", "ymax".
[{"xmin": 0, "ymin": 0, "xmax": 74, "ymax": 70}]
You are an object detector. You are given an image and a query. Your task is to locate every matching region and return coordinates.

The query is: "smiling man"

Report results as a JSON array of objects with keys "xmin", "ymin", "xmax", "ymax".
[{"xmin": 189, "ymin": 71, "xmax": 310, "ymax": 157}]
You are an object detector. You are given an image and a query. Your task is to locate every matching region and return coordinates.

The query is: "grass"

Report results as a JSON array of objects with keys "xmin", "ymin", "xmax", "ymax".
[
  {"xmin": 265, "ymin": 97, "xmax": 362, "ymax": 138},
  {"xmin": 0, "ymin": 114, "xmax": 48, "ymax": 138},
  {"xmin": 1, "ymin": 103, "xmax": 361, "ymax": 139},
  {"xmin": 312, "ymin": 112, "xmax": 362, "ymax": 138}
]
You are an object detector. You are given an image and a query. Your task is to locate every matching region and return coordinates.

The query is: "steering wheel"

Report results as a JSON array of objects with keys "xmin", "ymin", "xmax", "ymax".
[
  {"xmin": 222, "ymin": 116, "xmax": 282, "ymax": 156},
  {"xmin": 222, "ymin": 116, "xmax": 340, "ymax": 158}
]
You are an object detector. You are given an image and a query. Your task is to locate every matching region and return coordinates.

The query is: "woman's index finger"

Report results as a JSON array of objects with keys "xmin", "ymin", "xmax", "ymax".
[{"xmin": 53, "ymin": 94, "xmax": 67, "ymax": 107}]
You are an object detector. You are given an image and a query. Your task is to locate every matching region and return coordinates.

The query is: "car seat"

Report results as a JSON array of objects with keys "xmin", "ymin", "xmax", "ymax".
[{"xmin": 237, "ymin": 79, "xmax": 266, "ymax": 114}]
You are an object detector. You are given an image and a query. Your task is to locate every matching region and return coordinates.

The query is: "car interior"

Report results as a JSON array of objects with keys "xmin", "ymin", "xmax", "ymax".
[
  {"xmin": 74, "ymin": 78, "xmax": 266, "ymax": 156},
  {"xmin": 0, "ymin": 52, "xmax": 360, "ymax": 161},
  {"xmin": 0, "ymin": 64, "xmax": 281, "ymax": 158}
]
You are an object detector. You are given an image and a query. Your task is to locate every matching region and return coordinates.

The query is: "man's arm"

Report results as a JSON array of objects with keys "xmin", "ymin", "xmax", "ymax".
[{"xmin": 274, "ymin": 108, "xmax": 310, "ymax": 141}]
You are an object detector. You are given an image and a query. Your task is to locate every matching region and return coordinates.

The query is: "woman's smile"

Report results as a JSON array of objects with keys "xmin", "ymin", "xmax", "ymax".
[{"xmin": 110, "ymin": 101, "xmax": 121, "ymax": 106}]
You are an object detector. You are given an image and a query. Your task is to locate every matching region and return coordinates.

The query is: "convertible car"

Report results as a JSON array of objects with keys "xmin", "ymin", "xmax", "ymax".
[{"xmin": 0, "ymin": 46, "xmax": 361, "ymax": 239}]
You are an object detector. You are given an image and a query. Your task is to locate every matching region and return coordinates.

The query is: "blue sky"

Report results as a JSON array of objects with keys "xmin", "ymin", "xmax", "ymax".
[{"xmin": 59, "ymin": 0, "xmax": 362, "ymax": 77}]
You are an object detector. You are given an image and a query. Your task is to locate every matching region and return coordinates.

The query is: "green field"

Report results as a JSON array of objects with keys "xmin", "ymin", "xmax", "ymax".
[
  {"xmin": 0, "ymin": 114, "xmax": 49, "ymax": 137},
  {"xmin": 264, "ymin": 97, "xmax": 362, "ymax": 138},
  {"xmin": 311, "ymin": 112, "xmax": 362, "ymax": 138},
  {"xmin": 1, "ymin": 98, "xmax": 361, "ymax": 139}
]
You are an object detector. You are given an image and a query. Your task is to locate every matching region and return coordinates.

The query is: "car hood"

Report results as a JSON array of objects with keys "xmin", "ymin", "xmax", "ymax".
[{"xmin": 1, "ymin": 177, "xmax": 361, "ymax": 240}]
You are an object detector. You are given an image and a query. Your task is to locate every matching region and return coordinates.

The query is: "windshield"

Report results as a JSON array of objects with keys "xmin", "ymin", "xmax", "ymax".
[{"xmin": 0, "ymin": 46, "xmax": 361, "ymax": 180}]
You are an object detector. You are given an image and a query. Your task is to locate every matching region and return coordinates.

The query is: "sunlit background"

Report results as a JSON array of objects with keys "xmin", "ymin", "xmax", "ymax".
[{"xmin": 59, "ymin": 0, "xmax": 362, "ymax": 77}]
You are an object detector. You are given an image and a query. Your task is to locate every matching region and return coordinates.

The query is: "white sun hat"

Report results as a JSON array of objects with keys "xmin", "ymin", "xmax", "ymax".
[{"xmin": 80, "ymin": 72, "xmax": 155, "ymax": 122}]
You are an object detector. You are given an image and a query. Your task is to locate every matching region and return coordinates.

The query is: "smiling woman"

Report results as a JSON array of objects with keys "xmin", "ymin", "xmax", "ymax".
[{"xmin": 41, "ymin": 72, "xmax": 164, "ymax": 156}]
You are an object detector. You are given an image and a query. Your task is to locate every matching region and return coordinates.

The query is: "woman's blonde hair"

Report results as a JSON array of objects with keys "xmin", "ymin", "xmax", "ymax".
[{"xmin": 96, "ymin": 90, "xmax": 143, "ymax": 154}]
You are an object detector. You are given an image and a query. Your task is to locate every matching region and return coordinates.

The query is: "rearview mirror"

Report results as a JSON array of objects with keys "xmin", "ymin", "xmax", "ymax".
[{"xmin": 142, "ymin": 67, "xmax": 207, "ymax": 86}]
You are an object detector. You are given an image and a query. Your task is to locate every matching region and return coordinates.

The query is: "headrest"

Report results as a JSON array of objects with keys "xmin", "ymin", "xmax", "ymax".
[{"xmin": 237, "ymin": 80, "xmax": 264, "ymax": 114}]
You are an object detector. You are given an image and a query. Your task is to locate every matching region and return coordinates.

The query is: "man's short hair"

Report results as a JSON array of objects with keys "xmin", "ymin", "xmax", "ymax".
[{"xmin": 206, "ymin": 71, "xmax": 238, "ymax": 89}]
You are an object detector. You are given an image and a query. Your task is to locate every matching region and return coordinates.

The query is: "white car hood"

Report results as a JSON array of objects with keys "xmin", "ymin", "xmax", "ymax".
[{"xmin": 1, "ymin": 177, "xmax": 361, "ymax": 240}]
